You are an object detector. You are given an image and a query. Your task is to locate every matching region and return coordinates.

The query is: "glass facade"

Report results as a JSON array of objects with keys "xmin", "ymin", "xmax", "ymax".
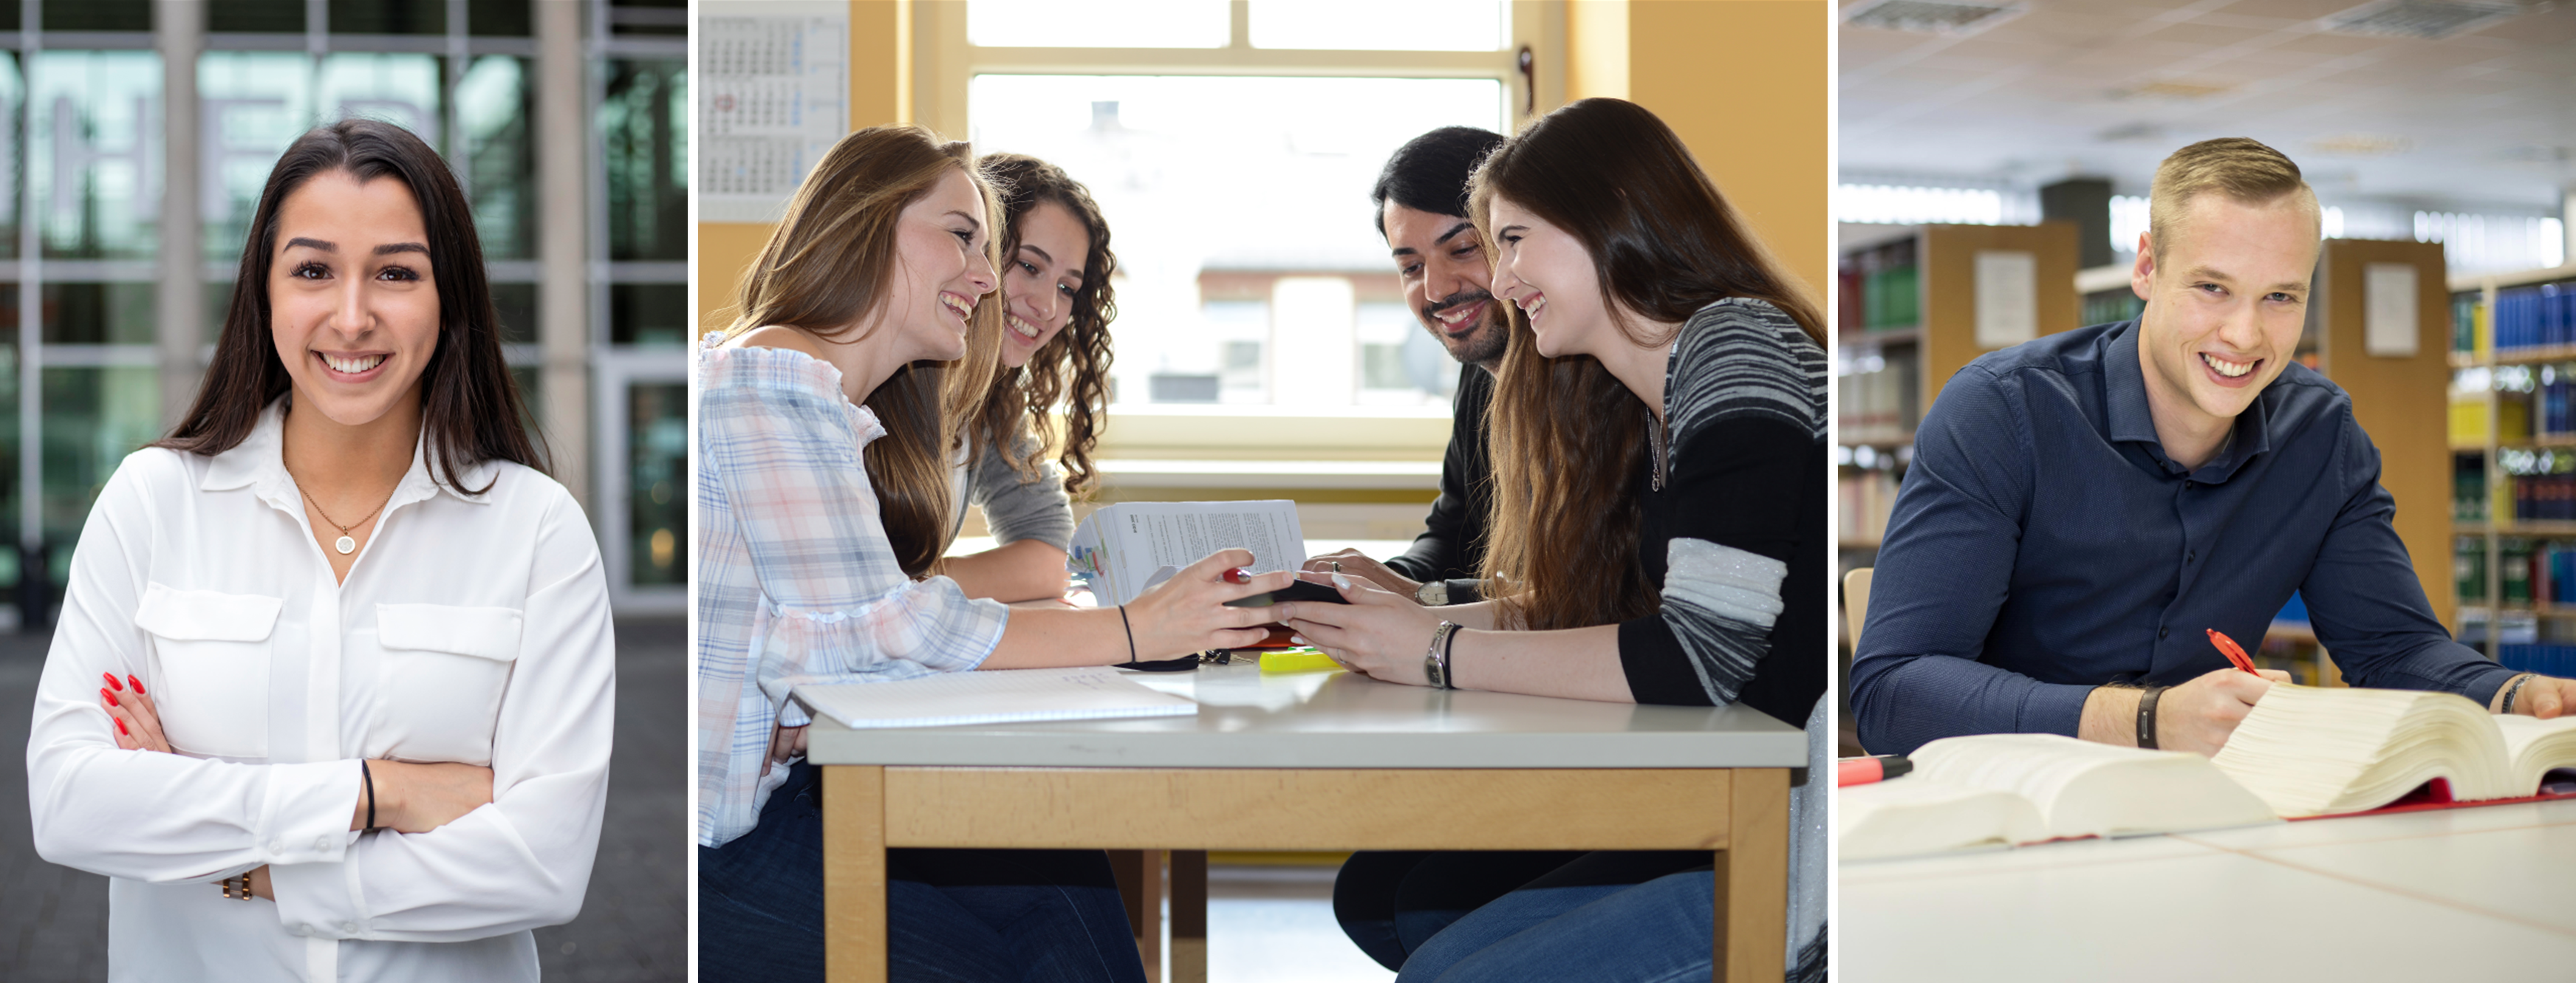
[{"xmin": 0, "ymin": 0, "xmax": 689, "ymax": 622}]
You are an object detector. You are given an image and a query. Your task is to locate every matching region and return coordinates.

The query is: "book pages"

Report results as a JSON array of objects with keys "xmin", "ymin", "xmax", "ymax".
[
  {"xmin": 2213, "ymin": 684, "xmax": 2510, "ymax": 817},
  {"xmin": 1912, "ymin": 733, "xmax": 2276, "ymax": 840}
]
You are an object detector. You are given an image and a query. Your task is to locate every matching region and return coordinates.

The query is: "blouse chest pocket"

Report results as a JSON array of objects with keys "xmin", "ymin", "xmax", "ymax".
[
  {"xmin": 372, "ymin": 604, "xmax": 524, "ymax": 767},
  {"xmin": 134, "ymin": 583, "xmax": 282, "ymax": 760}
]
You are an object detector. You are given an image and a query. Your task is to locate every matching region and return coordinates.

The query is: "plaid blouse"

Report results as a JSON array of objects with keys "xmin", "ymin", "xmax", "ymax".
[{"xmin": 695, "ymin": 341, "xmax": 1011, "ymax": 848}]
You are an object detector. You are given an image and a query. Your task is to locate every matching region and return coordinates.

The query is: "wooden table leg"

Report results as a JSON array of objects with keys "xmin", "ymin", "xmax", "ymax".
[
  {"xmin": 1716, "ymin": 768, "xmax": 1788, "ymax": 983},
  {"xmin": 824, "ymin": 765, "xmax": 888, "ymax": 983},
  {"xmin": 1170, "ymin": 850, "xmax": 1207, "ymax": 983},
  {"xmin": 1107, "ymin": 849, "xmax": 1166, "ymax": 981}
]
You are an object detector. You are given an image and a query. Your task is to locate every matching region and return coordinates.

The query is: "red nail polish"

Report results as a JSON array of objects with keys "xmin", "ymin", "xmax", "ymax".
[
  {"xmin": 100, "ymin": 688, "xmax": 118, "ymax": 708},
  {"xmin": 129, "ymin": 675, "xmax": 144, "ymax": 695},
  {"xmin": 103, "ymin": 672, "xmax": 121, "ymax": 691},
  {"xmin": 117, "ymin": 718, "xmax": 129, "ymax": 736}
]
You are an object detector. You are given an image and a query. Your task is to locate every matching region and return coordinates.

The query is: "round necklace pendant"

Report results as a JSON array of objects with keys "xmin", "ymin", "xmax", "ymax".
[{"xmin": 335, "ymin": 535, "xmax": 357, "ymax": 555}]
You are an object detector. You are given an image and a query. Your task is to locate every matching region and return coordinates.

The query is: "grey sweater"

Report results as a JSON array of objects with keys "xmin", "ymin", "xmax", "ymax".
[{"xmin": 948, "ymin": 427, "xmax": 1076, "ymax": 550}]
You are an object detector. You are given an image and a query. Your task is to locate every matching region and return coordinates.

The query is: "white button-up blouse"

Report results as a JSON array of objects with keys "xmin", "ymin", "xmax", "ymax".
[{"xmin": 24, "ymin": 401, "xmax": 615, "ymax": 983}]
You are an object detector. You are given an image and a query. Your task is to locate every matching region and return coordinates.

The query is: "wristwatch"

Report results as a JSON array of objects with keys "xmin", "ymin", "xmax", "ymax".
[{"xmin": 1415, "ymin": 580, "xmax": 1449, "ymax": 606}]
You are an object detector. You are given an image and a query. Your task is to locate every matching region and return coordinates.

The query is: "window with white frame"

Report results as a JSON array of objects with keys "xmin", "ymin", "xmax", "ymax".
[{"xmin": 924, "ymin": 0, "xmax": 1538, "ymax": 417}]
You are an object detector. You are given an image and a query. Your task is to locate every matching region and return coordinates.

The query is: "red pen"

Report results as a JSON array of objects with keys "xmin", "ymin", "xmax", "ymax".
[
  {"xmin": 1223, "ymin": 566, "xmax": 1254, "ymax": 584},
  {"xmin": 2205, "ymin": 628, "xmax": 2261, "ymax": 677}
]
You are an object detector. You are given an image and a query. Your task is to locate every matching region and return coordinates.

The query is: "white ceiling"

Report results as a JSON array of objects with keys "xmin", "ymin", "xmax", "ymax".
[{"xmin": 1839, "ymin": 0, "xmax": 2576, "ymax": 214}]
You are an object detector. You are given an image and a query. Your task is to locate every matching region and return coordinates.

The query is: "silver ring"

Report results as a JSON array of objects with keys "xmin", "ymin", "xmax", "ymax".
[{"xmin": 1330, "ymin": 560, "xmax": 1342, "ymax": 573}]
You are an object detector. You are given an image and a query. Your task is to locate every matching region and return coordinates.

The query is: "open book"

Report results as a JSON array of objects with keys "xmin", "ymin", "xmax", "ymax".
[
  {"xmin": 1839, "ymin": 734, "xmax": 2276, "ymax": 862},
  {"xmin": 1070, "ymin": 500, "xmax": 1304, "ymax": 606},
  {"xmin": 2212, "ymin": 683, "xmax": 2576, "ymax": 817},
  {"xmin": 1843, "ymin": 688, "xmax": 2576, "ymax": 862}
]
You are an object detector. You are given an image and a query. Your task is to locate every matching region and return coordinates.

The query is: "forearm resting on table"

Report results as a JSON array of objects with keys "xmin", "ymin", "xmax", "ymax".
[
  {"xmin": 1452, "ymin": 623, "xmax": 1633, "ymax": 703},
  {"xmin": 940, "ymin": 539, "xmax": 1071, "ymax": 603},
  {"xmin": 985, "ymin": 606, "xmax": 1132, "ymax": 669}
]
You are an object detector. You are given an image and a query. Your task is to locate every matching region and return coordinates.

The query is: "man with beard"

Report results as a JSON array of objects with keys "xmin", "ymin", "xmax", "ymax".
[{"xmin": 1304, "ymin": 127, "xmax": 1509, "ymax": 606}]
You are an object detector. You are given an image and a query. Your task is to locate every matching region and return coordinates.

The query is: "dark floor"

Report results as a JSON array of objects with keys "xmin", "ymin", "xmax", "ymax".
[{"xmin": 1, "ymin": 618, "xmax": 686, "ymax": 982}]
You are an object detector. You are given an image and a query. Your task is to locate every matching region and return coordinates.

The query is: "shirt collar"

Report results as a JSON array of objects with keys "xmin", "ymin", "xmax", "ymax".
[
  {"xmin": 201, "ymin": 397, "xmax": 498, "ymax": 507},
  {"xmin": 2100, "ymin": 319, "xmax": 2275, "ymax": 482}
]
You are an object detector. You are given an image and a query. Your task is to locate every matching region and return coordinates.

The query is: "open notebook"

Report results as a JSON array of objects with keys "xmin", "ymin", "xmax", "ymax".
[{"xmin": 793, "ymin": 666, "xmax": 1198, "ymax": 729}]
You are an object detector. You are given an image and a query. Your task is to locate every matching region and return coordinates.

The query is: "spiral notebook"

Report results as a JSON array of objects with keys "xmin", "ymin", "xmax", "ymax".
[{"xmin": 793, "ymin": 666, "xmax": 1199, "ymax": 729}]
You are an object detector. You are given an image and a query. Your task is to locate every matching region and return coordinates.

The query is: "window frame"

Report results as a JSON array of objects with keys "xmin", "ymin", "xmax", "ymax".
[{"xmin": 912, "ymin": 0, "xmax": 1562, "ymax": 462}]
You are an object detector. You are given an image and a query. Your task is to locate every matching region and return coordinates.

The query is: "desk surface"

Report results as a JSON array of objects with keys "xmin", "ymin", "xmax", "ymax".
[
  {"xmin": 1842, "ymin": 798, "xmax": 2576, "ymax": 980},
  {"xmin": 805, "ymin": 662, "xmax": 1805, "ymax": 769}
]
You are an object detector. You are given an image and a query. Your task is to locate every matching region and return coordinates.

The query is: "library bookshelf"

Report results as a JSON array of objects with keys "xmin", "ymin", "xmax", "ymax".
[{"xmin": 2447, "ymin": 258, "xmax": 2576, "ymax": 665}]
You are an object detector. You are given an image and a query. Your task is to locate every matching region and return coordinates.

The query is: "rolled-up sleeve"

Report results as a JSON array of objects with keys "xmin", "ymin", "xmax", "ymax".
[{"xmin": 27, "ymin": 453, "xmax": 366, "ymax": 886}]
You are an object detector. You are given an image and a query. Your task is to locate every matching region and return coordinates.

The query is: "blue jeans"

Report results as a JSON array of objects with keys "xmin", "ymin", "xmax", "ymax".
[
  {"xmin": 699, "ymin": 761, "xmax": 1147, "ymax": 983},
  {"xmin": 1394, "ymin": 870, "xmax": 1717, "ymax": 983}
]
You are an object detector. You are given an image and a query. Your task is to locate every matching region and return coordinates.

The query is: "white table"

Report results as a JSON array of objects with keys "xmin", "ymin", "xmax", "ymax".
[
  {"xmin": 806, "ymin": 662, "xmax": 1806, "ymax": 983},
  {"xmin": 1841, "ymin": 798, "xmax": 2576, "ymax": 981}
]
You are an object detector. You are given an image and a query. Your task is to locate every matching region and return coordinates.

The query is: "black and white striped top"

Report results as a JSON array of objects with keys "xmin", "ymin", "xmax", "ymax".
[{"xmin": 1616, "ymin": 297, "xmax": 1828, "ymax": 725}]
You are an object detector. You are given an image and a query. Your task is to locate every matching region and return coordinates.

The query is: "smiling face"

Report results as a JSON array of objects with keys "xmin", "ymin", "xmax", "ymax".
[
  {"xmin": 2131, "ymin": 191, "xmax": 2319, "ymax": 445},
  {"xmin": 1384, "ymin": 200, "xmax": 1507, "ymax": 369},
  {"xmin": 997, "ymin": 199, "xmax": 1090, "ymax": 370},
  {"xmin": 881, "ymin": 166, "xmax": 999, "ymax": 363},
  {"xmin": 1488, "ymin": 195, "xmax": 1618, "ymax": 360},
  {"xmin": 268, "ymin": 169, "xmax": 441, "ymax": 430}
]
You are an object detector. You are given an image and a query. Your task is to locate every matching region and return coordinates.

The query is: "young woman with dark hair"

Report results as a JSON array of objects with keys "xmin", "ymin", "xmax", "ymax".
[
  {"xmin": 1274, "ymin": 97, "xmax": 1828, "ymax": 982},
  {"xmin": 24, "ymin": 118, "xmax": 614, "ymax": 982},
  {"xmin": 695, "ymin": 125, "xmax": 1296, "ymax": 983},
  {"xmin": 925, "ymin": 151, "xmax": 1119, "ymax": 603}
]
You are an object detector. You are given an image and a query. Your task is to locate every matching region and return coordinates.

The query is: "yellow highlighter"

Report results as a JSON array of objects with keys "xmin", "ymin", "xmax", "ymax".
[{"xmin": 1257, "ymin": 647, "xmax": 1344, "ymax": 674}]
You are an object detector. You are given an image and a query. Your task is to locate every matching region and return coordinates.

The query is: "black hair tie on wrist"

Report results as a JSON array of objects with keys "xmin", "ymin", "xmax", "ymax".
[{"xmin": 361, "ymin": 759, "xmax": 377, "ymax": 832}]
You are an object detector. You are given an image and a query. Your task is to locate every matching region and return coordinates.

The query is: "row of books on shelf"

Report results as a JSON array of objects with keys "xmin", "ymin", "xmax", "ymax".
[
  {"xmin": 2446, "ymin": 372, "xmax": 2576, "ymax": 445},
  {"xmin": 2453, "ymin": 536, "xmax": 2576, "ymax": 606},
  {"xmin": 2449, "ymin": 467, "xmax": 2576, "ymax": 523},
  {"xmin": 2484, "ymin": 283, "xmax": 2576, "ymax": 353},
  {"xmin": 1838, "ymin": 470, "xmax": 1897, "ymax": 544},
  {"xmin": 1835, "ymin": 346, "xmax": 1921, "ymax": 443},
  {"xmin": 1839, "ymin": 237, "xmax": 1919, "ymax": 332},
  {"xmin": 2499, "ymin": 645, "xmax": 2576, "ymax": 678}
]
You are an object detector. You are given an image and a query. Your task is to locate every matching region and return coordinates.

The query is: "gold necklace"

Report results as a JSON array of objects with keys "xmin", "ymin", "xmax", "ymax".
[{"xmin": 300, "ymin": 484, "xmax": 395, "ymax": 555}]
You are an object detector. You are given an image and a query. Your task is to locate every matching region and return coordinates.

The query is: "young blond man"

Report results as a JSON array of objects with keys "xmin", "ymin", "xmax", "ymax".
[{"xmin": 1851, "ymin": 137, "xmax": 2572, "ymax": 756}]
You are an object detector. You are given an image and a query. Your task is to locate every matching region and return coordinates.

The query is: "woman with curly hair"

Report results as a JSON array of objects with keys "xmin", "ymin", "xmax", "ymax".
[{"xmin": 930, "ymin": 152, "xmax": 1118, "ymax": 602}]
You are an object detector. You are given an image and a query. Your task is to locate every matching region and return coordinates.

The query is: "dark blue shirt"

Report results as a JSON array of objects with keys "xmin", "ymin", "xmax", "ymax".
[{"xmin": 1850, "ymin": 320, "xmax": 2514, "ymax": 755}]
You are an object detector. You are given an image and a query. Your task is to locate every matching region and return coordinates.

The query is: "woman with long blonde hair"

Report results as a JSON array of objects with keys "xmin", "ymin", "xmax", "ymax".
[{"xmin": 694, "ymin": 125, "xmax": 1294, "ymax": 982}]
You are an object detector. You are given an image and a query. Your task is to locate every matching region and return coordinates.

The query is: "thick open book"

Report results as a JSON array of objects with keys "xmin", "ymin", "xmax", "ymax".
[
  {"xmin": 1839, "ymin": 734, "xmax": 2276, "ymax": 862},
  {"xmin": 1842, "ymin": 688, "xmax": 2576, "ymax": 862},
  {"xmin": 1070, "ymin": 500, "xmax": 1305, "ymax": 606},
  {"xmin": 793, "ymin": 666, "xmax": 1198, "ymax": 729},
  {"xmin": 2212, "ymin": 683, "xmax": 2576, "ymax": 817}
]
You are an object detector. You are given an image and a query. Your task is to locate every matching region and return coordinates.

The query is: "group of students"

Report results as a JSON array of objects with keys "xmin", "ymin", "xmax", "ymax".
[{"xmin": 691, "ymin": 96, "xmax": 1828, "ymax": 982}]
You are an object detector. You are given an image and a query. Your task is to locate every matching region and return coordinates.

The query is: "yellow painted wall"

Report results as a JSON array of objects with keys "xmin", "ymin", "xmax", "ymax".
[
  {"xmin": 1565, "ymin": 0, "xmax": 1830, "ymax": 303},
  {"xmin": 697, "ymin": 0, "xmax": 910, "ymax": 335}
]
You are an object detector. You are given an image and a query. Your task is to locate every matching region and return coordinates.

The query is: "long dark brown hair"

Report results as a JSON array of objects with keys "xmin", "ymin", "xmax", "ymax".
[
  {"xmin": 714, "ymin": 125, "xmax": 1005, "ymax": 577},
  {"xmin": 155, "ymin": 118, "xmax": 544, "ymax": 492},
  {"xmin": 964, "ymin": 152, "xmax": 1117, "ymax": 499},
  {"xmin": 1469, "ymin": 97, "xmax": 1823, "ymax": 631}
]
